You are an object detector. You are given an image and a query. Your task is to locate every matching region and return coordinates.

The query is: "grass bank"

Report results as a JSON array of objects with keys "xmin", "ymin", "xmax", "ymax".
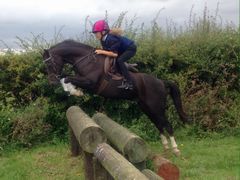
[{"xmin": 0, "ymin": 135, "xmax": 239, "ymax": 180}]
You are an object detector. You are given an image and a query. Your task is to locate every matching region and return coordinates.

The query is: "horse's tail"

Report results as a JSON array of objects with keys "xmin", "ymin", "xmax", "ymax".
[{"xmin": 164, "ymin": 80, "xmax": 190, "ymax": 123}]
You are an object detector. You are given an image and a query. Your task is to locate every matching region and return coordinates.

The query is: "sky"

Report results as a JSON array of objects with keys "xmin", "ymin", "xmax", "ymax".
[{"xmin": 0, "ymin": 0, "xmax": 239, "ymax": 48}]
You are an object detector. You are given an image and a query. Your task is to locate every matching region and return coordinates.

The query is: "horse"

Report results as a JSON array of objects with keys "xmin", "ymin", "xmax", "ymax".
[{"xmin": 42, "ymin": 39, "xmax": 190, "ymax": 156}]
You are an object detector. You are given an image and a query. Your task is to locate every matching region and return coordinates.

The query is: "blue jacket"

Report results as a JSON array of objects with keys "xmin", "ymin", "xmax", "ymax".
[{"xmin": 101, "ymin": 34, "xmax": 134, "ymax": 55}]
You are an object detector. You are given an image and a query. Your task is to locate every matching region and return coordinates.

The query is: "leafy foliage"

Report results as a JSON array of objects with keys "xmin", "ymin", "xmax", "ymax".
[{"xmin": 0, "ymin": 7, "xmax": 239, "ymax": 148}]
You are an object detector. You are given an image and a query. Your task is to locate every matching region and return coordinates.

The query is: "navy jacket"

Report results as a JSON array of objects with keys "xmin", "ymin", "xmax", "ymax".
[{"xmin": 101, "ymin": 34, "xmax": 134, "ymax": 55}]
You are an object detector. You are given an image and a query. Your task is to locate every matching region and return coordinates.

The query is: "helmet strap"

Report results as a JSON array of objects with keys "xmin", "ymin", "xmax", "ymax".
[{"xmin": 100, "ymin": 31, "xmax": 109, "ymax": 40}]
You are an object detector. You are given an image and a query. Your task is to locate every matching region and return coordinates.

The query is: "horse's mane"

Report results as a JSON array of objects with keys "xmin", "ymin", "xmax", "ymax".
[
  {"xmin": 47, "ymin": 39, "xmax": 95, "ymax": 57},
  {"xmin": 49, "ymin": 39, "xmax": 94, "ymax": 51}
]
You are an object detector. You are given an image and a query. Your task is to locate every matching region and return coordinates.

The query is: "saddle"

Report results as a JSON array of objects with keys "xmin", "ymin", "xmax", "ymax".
[
  {"xmin": 97, "ymin": 57, "xmax": 138, "ymax": 94},
  {"xmin": 104, "ymin": 57, "xmax": 138, "ymax": 80}
]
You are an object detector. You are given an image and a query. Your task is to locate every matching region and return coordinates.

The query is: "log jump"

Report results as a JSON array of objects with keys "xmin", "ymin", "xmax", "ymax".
[{"xmin": 66, "ymin": 106, "xmax": 178, "ymax": 180}]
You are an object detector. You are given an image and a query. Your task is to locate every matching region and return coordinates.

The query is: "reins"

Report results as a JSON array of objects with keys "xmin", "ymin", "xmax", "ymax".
[{"xmin": 72, "ymin": 49, "xmax": 96, "ymax": 67}]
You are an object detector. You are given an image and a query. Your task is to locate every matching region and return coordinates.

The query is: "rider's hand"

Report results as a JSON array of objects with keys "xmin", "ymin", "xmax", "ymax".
[
  {"xmin": 95, "ymin": 49, "xmax": 118, "ymax": 57},
  {"xmin": 95, "ymin": 49, "xmax": 104, "ymax": 54}
]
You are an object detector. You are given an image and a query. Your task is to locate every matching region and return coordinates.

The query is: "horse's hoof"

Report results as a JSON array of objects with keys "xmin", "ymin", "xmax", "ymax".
[
  {"xmin": 163, "ymin": 145, "xmax": 170, "ymax": 150},
  {"xmin": 71, "ymin": 89, "xmax": 84, "ymax": 96},
  {"xmin": 173, "ymin": 148, "xmax": 181, "ymax": 157},
  {"xmin": 75, "ymin": 91, "xmax": 84, "ymax": 96}
]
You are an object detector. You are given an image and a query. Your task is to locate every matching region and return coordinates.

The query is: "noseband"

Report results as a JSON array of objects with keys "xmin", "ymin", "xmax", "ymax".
[
  {"xmin": 43, "ymin": 56, "xmax": 52, "ymax": 63},
  {"xmin": 43, "ymin": 55, "xmax": 62, "ymax": 80}
]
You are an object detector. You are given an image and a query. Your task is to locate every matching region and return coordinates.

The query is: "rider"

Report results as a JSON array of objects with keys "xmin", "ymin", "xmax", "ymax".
[{"xmin": 92, "ymin": 20, "xmax": 137, "ymax": 90}]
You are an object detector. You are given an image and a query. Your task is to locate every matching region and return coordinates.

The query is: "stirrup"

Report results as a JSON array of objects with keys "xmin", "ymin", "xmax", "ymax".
[
  {"xmin": 117, "ymin": 80, "xmax": 127, "ymax": 89},
  {"xmin": 125, "ymin": 82, "xmax": 133, "ymax": 90},
  {"xmin": 117, "ymin": 81, "xmax": 133, "ymax": 90}
]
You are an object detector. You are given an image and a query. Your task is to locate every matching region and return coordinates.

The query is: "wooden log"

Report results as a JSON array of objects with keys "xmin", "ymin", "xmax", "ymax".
[
  {"xmin": 142, "ymin": 169, "xmax": 163, "ymax": 180},
  {"xmin": 69, "ymin": 127, "xmax": 81, "ymax": 156},
  {"xmin": 83, "ymin": 151, "xmax": 94, "ymax": 180},
  {"xmin": 133, "ymin": 161, "xmax": 146, "ymax": 171},
  {"xmin": 94, "ymin": 143, "xmax": 148, "ymax": 180},
  {"xmin": 66, "ymin": 106, "xmax": 107, "ymax": 153},
  {"xmin": 93, "ymin": 156, "xmax": 109, "ymax": 180},
  {"xmin": 152, "ymin": 155, "xmax": 180, "ymax": 180},
  {"xmin": 92, "ymin": 113, "xmax": 148, "ymax": 163}
]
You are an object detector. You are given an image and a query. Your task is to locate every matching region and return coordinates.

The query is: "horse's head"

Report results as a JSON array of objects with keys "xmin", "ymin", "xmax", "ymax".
[{"xmin": 42, "ymin": 49, "xmax": 63, "ymax": 85}]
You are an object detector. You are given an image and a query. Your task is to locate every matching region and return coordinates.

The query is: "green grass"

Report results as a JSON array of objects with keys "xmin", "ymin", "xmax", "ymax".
[
  {"xmin": 0, "ymin": 143, "xmax": 84, "ymax": 180},
  {"xmin": 0, "ymin": 136, "xmax": 239, "ymax": 180},
  {"xmin": 150, "ymin": 135, "xmax": 240, "ymax": 180}
]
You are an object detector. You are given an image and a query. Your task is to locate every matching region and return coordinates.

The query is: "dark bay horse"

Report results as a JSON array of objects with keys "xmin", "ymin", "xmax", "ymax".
[{"xmin": 42, "ymin": 40, "xmax": 190, "ymax": 156}]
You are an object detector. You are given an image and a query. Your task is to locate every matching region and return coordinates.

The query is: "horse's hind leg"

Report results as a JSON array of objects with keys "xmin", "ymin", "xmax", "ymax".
[
  {"xmin": 163, "ymin": 120, "xmax": 181, "ymax": 156},
  {"xmin": 137, "ymin": 102, "xmax": 168, "ymax": 149},
  {"xmin": 160, "ymin": 134, "xmax": 170, "ymax": 151},
  {"xmin": 138, "ymin": 101, "xmax": 180, "ymax": 156},
  {"xmin": 156, "ymin": 112, "xmax": 181, "ymax": 156}
]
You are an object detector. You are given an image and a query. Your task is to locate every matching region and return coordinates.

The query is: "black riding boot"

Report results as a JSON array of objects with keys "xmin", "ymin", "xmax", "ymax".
[
  {"xmin": 117, "ymin": 60, "xmax": 133, "ymax": 90},
  {"xmin": 115, "ymin": 44, "xmax": 136, "ymax": 90}
]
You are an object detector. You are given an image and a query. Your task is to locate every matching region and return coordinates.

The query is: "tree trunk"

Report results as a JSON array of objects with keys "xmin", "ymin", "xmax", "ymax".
[
  {"xmin": 66, "ymin": 106, "xmax": 106, "ymax": 153},
  {"xmin": 94, "ymin": 143, "xmax": 148, "ymax": 180},
  {"xmin": 84, "ymin": 151, "xmax": 94, "ymax": 180},
  {"xmin": 93, "ymin": 113, "xmax": 148, "ymax": 163},
  {"xmin": 69, "ymin": 127, "xmax": 82, "ymax": 156},
  {"xmin": 142, "ymin": 169, "xmax": 163, "ymax": 180}
]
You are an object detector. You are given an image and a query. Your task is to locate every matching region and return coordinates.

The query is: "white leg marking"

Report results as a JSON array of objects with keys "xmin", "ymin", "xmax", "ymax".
[
  {"xmin": 160, "ymin": 134, "xmax": 170, "ymax": 150},
  {"xmin": 60, "ymin": 78, "xmax": 68, "ymax": 91},
  {"xmin": 170, "ymin": 136, "xmax": 181, "ymax": 156},
  {"xmin": 60, "ymin": 78, "xmax": 84, "ymax": 96}
]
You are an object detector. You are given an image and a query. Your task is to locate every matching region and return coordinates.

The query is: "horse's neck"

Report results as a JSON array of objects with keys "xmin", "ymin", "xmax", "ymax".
[
  {"xmin": 67, "ymin": 48, "xmax": 92, "ymax": 66},
  {"xmin": 74, "ymin": 54, "xmax": 105, "ymax": 78}
]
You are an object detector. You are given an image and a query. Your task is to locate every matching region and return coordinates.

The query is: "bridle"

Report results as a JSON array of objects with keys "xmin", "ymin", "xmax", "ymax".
[
  {"xmin": 43, "ymin": 55, "xmax": 62, "ymax": 80},
  {"xmin": 43, "ymin": 48, "xmax": 97, "ymax": 80}
]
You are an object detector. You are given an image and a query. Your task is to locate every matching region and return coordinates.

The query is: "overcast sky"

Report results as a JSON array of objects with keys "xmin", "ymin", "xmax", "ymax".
[{"xmin": 0, "ymin": 0, "xmax": 239, "ymax": 48}]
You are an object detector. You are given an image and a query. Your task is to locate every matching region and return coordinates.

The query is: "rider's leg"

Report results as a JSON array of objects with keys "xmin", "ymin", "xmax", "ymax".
[{"xmin": 116, "ymin": 45, "xmax": 136, "ymax": 89}]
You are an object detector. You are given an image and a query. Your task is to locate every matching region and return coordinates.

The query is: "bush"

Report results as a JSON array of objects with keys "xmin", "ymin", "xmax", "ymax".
[
  {"xmin": 10, "ymin": 98, "xmax": 51, "ymax": 147},
  {"xmin": 0, "ymin": 98, "xmax": 53, "ymax": 149},
  {"xmin": 128, "ymin": 115, "xmax": 160, "ymax": 141},
  {"xmin": 0, "ymin": 52, "xmax": 49, "ymax": 107},
  {"xmin": 0, "ymin": 107, "xmax": 15, "ymax": 149},
  {"xmin": 0, "ymin": 7, "xmax": 239, "ymax": 148}
]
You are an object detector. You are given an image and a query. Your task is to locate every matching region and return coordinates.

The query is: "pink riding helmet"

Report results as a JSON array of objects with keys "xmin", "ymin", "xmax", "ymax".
[{"xmin": 92, "ymin": 20, "xmax": 110, "ymax": 33}]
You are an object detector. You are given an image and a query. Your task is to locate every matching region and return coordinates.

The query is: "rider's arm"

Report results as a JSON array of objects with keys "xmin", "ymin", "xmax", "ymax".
[{"xmin": 95, "ymin": 49, "xmax": 118, "ymax": 57}]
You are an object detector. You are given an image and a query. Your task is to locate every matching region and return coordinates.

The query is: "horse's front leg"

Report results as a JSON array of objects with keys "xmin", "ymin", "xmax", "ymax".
[
  {"xmin": 60, "ymin": 76, "xmax": 92, "ymax": 97},
  {"xmin": 60, "ymin": 78, "xmax": 83, "ymax": 96}
]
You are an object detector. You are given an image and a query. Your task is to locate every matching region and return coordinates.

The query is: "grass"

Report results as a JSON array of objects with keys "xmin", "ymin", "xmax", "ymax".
[
  {"xmin": 0, "ymin": 135, "xmax": 239, "ymax": 180},
  {"xmin": 0, "ymin": 143, "xmax": 84, "ymax": 180},
  {"xmin": 150, "ymin": 135, "xmax": 240, "ymax": 180}
]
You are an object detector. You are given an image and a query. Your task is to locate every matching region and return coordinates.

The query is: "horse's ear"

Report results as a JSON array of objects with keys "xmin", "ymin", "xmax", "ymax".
[{"xmin": 43, "ymin": 49, "xmax": 50, "ymax": 56}]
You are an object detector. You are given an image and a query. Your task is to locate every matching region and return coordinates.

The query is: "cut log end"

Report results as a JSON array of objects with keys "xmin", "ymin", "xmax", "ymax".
[
  {"xmin": 158, "ymin": 162, "xmax": 179, "ymax": 180},
  {"xmin": 124, "ymin": 137, "xmax": 149, "ymax": 163},
  {"xmin": 153, "ymin": 154, "xmax": 180, "ymax": 180},
  {"xmin": 152, "ymin": 154, "xmax": 180, "ymax": 180},
  {"xmin": 80, "ymin": 127, "xmax": 107, "ymax": 153}
]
